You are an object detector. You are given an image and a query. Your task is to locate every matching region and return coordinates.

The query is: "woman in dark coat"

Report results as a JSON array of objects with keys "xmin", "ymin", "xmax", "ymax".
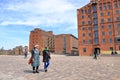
[{"xmin": 43, "ymin": 47, "xmax": 51, "ymax": 72}]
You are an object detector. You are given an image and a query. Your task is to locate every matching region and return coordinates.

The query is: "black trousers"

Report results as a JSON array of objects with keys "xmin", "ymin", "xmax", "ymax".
[
  {"xmin": 33, "ymin": 66, "xmax": 39, "ymax": 71},
  {"xmin": 94, "ymin": 54, "xmax": 97, "ymax": 59}
]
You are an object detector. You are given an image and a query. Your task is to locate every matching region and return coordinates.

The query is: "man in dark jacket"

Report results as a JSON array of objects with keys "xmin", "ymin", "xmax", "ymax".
[
  {"xmin": 93, "ymin": 49, "xmax": 97, "ymax": 59},
  {"xmin": 43, "ymin": 47, "xmax": 51, "ymax": 72}
]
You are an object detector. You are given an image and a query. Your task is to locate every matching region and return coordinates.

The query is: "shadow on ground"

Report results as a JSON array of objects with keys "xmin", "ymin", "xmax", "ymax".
[{"xmin": 24, "ymin": 69, "xmax": 45, "ymax": 73}]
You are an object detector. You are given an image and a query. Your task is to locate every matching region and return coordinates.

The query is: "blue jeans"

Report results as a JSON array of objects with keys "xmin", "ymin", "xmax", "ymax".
[{"xmin": 44, "ymin": 61, "xmax": 50, "ymax": 70}]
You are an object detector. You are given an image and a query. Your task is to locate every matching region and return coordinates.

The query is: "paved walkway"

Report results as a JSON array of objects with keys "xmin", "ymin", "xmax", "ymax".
[{"xmin": 0, "ymin": 54, "xmax": 120, "ymax": 80}]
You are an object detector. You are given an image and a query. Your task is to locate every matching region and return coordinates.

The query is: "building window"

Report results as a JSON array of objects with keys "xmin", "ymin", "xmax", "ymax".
[
  {"xmin": 82, "ymin": 21, "xmax": 84, "ymax": 25},
  {"xmin": 101, "ymin": 13, "xmax": 104, "ymax": 16},
  {"xmin": 94, "ymin": 25, "xmax": 98, "ymax": 31},
  {"xmin": 88, "ymin": 40, "xmax": 92, "ymax": 44},
  {"xmin": 94, "ymin": 31, "xmax": 98, "ymax": 37},
  {"xmin": 114, "ymin": 3, "xmax": 118, "ymax": 8},
  {"xmin": 108, "ymin": 24, "xmax": 112, "ymax": 29},
  {"xmin": 101, "ymin": 25, "xmax": 104, "ymax": 29},
  {"xmin": 108, "ymin": 4, "xmax": 111, "ymax": 10},
  {"xmin": 63, "ymin": 36, "xmax": 66, "ymax": 50},
  {"xmin": 119, "ymin": 2, "xmax": 120, "ymax": 7},
  {"xmin": 107, "ymin": 12, "xmax": 110, "ymax": 16},
  {"xmin": 88, "ymin": 7, "xmax": 90, "ymax": 14},
  {"xmin": 102, "ymin": 38, "xmax": 106, "ymax": 43},
  {"xmin": 118, "ymin": 31, "xmax": 120, "ymax": 35},
  {"xmin": 101, "ymin": 19, "xmax": 104, "ymax": 23},
  {"xmin": 82, "ymin": 27, "xmax": 85, "ymax": 31},
  {"xmin": 102, "ymin": 32, "xmax": 105, "ymax": 36},
  {"xmin": 94, "ymin": 38, "xmax": 99, "ymax": 44},
  {"xmin": 93, "ymin": 5, "xmax": 97, "ymax": 12},
  {"xmin": 82, "ymin": 16, "xmax": 84, "ymax": 19},
  {"xmin": 84, "ymin": 10, "xmax": 87, "ymax": 14},
  {"xmin": 109, "ymin": 31, "xmax": 112, "ymax": 35},
  {"xmin": 103, "ymin": 5, "xmax": 107, "ymax": 10},
  {"xmin": 81, "ymin": 10, "xmax": 83, "ymax": 14},
  {"xmin": 116, "ymin": 37, "xmax": 120, "ymax": 43},
  {"xmin": 88, "ymin": 15, "xmax": 90, "ymax": 18},
  {"xmin": 116, "ymin": 17, "xmax": 120, "ymax": 21},
  {"xmin": 88, "ymin": 33, "xmax": 92, "ymax": 37},
  {"xmin": 94, "ymin": 19, "xmax": 98, "ymax": 24},
  {"xmin": 82, "ymin": 10, "xmax": 85, "ymax": 14},
  {"xmin": 82, "ymin": 33, "xmax": 85, "ymax": 37},
  {"xmin": 82, "ymin": 40, "xmax": 85, "ymax": 43},
  {"xmin": 109, "ymin": 38, "xmax": 112, "ymax": 43},
  {"xmin": 108, "ymin": 18, "xmax": 111, "ymax": 22},
  {"xmin": 93, "ymin": 13, "xmax": 97, "ymax": 18},
  {"xmin": 116, "ymin": 10, "xmax": 119, "ymax": 14},
  {"xmin": 99, "ymin": 5, "xmax": 102, "ymax": 11},
  {"xmin": 117, "ymin": 24, "xmax": 120, "ymax": 28},
  {"xmin": 88, "ymin": 21, "xmax": 91, "ymax": 24},
  {"xmin": 88, "ymin": 27, "xmax": 91, "ymax": 30},
  {"xmin": 83, "ymin": 48, "xmax": 86, "ymax": 52}
]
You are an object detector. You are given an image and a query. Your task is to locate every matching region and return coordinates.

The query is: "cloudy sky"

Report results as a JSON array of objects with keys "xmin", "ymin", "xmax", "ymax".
[{"xmin": 0, "ymin": 0, "xmax": 90, "ymax": 50}]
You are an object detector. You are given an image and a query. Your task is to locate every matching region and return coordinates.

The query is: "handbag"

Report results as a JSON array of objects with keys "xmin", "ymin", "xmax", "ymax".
[{"xmin": 28, "ymin": 57, "xmax": 33, "ymax": 64}]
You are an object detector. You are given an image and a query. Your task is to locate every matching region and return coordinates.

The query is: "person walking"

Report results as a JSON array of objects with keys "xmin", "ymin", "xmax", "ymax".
[
  {"xmin": 43, "ymin": 47, "xmax": 51, "ymax": 72},
  {"xmin": 31, "ymin": 45, "xmax": 40, "ymax": 73},
  {"xmin": 24, "ymin": 49, "xmax": 28, "ymax": 59},
  {"xmin": 93, "ymin": 49, "xmax": 97, "ymax": 59}
]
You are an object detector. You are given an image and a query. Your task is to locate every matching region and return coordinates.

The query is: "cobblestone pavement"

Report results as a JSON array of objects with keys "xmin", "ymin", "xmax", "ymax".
[{"xmin": 0, "ymin": 54, "xmax": 120, "ymax": 80}]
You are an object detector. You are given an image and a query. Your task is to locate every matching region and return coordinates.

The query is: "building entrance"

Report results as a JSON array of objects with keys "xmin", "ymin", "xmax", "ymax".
[{"xmin": 94, "ymin": 48, "xmax": 100, "ymax": 54}]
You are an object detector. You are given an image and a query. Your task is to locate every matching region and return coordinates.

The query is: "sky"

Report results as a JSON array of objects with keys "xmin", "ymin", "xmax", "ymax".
[{"xmin": 0, "ymin": 0, "xmax": 90, "ymax": 50}]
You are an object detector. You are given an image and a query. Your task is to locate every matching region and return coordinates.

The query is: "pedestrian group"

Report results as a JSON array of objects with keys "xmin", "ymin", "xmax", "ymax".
[{"xmin": 29, "ymin": 45, "xmax": 51, "ymax": 73}]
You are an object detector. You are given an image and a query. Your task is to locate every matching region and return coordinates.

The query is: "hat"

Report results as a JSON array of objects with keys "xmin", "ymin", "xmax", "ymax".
[{"xmin": 34, "ymin": 45, "xmax": 39, "ymax": 47}]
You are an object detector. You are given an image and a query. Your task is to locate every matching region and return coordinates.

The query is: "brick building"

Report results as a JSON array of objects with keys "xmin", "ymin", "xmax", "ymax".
[
  {"xmin": 77, "ymin": 0, "xmax": 120, "ymax": 56},
  {"xmin": 13, "ymin": 46, "xmax": 28, "ymax": 55},
  {"xmin": 29, "ymin": 28, "xmax": 78, "ymax": 54},
  {"xmin": 55, "ymin": 34, "xmax": 78, "ymax": 55},
  {"xmin": 29, "ymin": 28, "xmax": 54, "ymax": 51},
  {"xmin": 13, "ymin": 46, "xmax": 23, "ymax": 55}
]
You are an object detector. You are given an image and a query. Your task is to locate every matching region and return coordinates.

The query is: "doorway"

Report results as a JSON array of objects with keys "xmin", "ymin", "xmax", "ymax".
[{"xmin": 94, "ymin": 48, "xmax": 100, "ymax": 54}]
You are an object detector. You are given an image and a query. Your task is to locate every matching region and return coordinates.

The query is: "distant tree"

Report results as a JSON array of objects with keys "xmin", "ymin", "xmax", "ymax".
[{"xmin": 0, "ymin": 47, "xmax": 4, "ymax": 55}]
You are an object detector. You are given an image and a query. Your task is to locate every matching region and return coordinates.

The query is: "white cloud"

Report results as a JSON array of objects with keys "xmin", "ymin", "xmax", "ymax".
[
  {"xmin": 0, "ymin": 0, "xmax": 77, "ymax": 28},
  {"xmin": 1, "ymin": 0, "xmax": 90, "ymax": 28},
  {"xmin": 6, "ymin": 0, "xmax": 75, "ymax": 13},
  {"xmin": 0, "ymin": 20, "xmax": 41, "ymax": 26}
]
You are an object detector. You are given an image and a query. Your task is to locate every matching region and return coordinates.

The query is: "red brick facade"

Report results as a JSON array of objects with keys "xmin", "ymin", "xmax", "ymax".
[
  {"xmin": 77, "ymin": 0, "xmax": 120, "ymax": 56},
  {"xmin": 29, "ymin": 28, "xmax": 78, "ymax": 54},
  {"xmin": 55, "ymin": 34, "xmax": 78, "ymax": 54},
  {"xmin": 29, "ymin": 28, "xmax": 54, "ymax": 51}
]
